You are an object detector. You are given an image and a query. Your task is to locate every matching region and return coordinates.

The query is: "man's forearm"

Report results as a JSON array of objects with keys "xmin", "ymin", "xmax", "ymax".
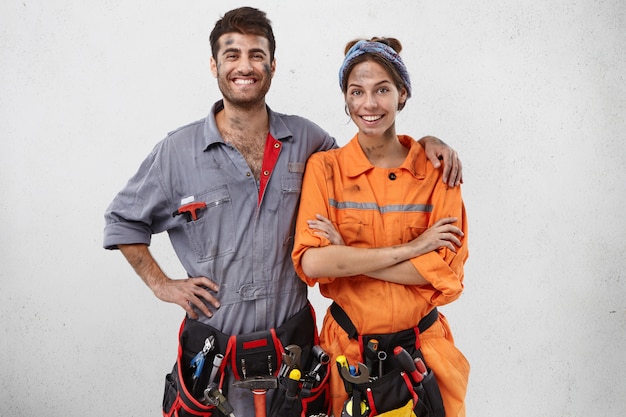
[{"xmin": 118, "ymin": 243, "xmax": 168, "ymax": 292}]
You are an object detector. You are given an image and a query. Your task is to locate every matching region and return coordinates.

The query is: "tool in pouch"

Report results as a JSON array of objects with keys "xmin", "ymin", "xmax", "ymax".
[
  {"xmin": 190, "ymin": 336, "xmax": 216, "ymax": 392},
  {"xmin": 274, "ymin": 344, "xmax": 331, "ymax": 417},
  {"xmin": 189, "ymin": 336, "xmax": 236, "ymax": 415},
  {"xmin": 330, "ymin": 303, "xmax": 444, "ymax": 417},
  {"xmin": 336, "ymin": 356, "xmax": 370, "ymax": 417},
  {"xmin": 337, "ymin": 347, "xmax": 444, "ymax": 417},
  {"xmin": 164, "ymin": 304, "xmax": 329, "ymax": 417},
  {"xmin": 204, "ymin": 382, "xmax": 236, "ymax": 417}
]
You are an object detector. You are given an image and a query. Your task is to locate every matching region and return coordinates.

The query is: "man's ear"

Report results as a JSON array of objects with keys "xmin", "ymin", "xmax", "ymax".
[
  {"xmin": 270, "ymin": 58, "xmax": 276, "ymax": 78},
  {"xmin": 210, "ymin": 57, "xmax": 218, "ymax": 78}
]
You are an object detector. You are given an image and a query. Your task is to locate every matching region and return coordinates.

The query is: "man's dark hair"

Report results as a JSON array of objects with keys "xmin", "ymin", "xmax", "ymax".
[{"xmin": 210, "ymin": 7, "xmax": 276, "ymax": 61}]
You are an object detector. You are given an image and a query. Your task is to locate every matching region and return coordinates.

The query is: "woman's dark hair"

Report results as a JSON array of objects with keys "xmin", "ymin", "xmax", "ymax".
[{"xmin": 342, "ymin": 37, "xmax": 407, "ymax": 110}]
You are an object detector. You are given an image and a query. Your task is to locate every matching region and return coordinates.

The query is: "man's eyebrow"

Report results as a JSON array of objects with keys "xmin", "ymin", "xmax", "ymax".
[
  {"xmin": 220, "ymin": 47, "xmax": 267, "ymax": 56},
  {"xmin": 221, "ymin": 47, "xmax": 241, "ymax": 56},
  {"xmin": 248, "ymin": 48, "xmax": 268, "ymax": 56}
]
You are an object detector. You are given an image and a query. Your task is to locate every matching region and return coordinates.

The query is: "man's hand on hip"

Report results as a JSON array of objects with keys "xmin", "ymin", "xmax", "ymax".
[
  {"xmin": 118, "ymin": 243, "xmax": 220, "ymax": 319},
  {"xmin": 153, "ymin": 276, "xmax": 220, "ymax": 319}
]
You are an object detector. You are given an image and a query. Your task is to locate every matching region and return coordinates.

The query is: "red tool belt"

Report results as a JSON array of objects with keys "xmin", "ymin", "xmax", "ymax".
[
  {"xmin": 330, "ymin": 302, "xmax": 445, "ymax": 417},
  {"xmin": 162, "ymin": 304, "xmax": 331, "ymax": 417}
]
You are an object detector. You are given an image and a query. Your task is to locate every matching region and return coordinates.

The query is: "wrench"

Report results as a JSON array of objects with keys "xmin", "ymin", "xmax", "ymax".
[
  {"xmin": 339, "ymin": 362, "xmax": 370, "ymax": 385},
  {"xmin": 279, "ymin": 344, "xmax": 302, "ymax": 377}
]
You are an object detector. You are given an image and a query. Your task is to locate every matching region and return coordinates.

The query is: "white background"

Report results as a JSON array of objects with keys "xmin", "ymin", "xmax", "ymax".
[{"xmin": 1, "ymin": 1, "xmax": 625, "ymax": 416}]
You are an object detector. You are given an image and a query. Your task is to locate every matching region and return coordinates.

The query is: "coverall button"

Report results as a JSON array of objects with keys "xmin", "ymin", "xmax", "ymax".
[{"xmin": 389, "ymin": 173, "xmax": 397, "ymax": 180}]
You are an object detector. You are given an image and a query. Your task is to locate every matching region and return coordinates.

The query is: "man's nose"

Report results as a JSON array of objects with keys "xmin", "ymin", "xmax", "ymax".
[{"xmin": 237, "ymin": 57, "xmax": 253, "ymax": 73}]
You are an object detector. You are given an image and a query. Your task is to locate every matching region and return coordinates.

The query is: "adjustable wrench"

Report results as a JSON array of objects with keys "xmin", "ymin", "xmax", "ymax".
[
  {"xmin": 279, "ymin": 344, "xmax": 302, "ymax": 377},
  {"xmin": 339, "ymin": 362, "xmax": 370, "ymax": 385}
]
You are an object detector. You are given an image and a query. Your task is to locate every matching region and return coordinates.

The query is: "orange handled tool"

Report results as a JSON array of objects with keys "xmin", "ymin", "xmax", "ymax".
[{"xmin": 173, "ymin": 201, "xmax": 207, "ymax": 222}]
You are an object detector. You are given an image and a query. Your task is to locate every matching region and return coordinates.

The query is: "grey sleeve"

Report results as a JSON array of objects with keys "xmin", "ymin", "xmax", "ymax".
[{"xmin": 103, "ymin": 148, "xmax": 172, "ymax": 250}]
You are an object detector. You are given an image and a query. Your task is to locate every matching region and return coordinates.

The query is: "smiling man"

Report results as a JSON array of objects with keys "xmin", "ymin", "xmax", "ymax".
[{"xmin": 103, "ymin": 7, "xmax": 462, "ymax": 417}]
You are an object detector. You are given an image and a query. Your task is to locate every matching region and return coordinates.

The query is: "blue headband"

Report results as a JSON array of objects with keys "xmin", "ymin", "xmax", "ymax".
[{"xmin": 338, "ymin": 40, "xmax": 412, "ymax": 98}]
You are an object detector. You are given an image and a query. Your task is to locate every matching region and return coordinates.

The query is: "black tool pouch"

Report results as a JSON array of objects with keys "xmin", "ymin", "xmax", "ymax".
[
  {"xmin": 344, "ymin": 366, "xmax": 444, "ymax": 417},
  {"xmin": 268, "ymin": 304, "xmax": 331, "ymax": 417},
  {"xmin": 162, "ymin": 319, "xmax": 231, "ymax": 417},
  {"xmin": 229, "ymin": 329, "xmax": 281, "ymax": 379},
  {"xmin": 411, "ymin": 369, "xmax": 445, "ymax": 417},
  {"xmin": 351, "ymin": 368, "xmax": 417, "ymax": 416},
  {"xmin": 163, "ymin": 304, "xmax": 331, "ymax": 417},
  {"xmin": 272, "ymin": 367, "xmax": 330, "ymax": 417},
  {"xmin": 330, "ymin": 302, "xmax": 445, "ymax": 417}
]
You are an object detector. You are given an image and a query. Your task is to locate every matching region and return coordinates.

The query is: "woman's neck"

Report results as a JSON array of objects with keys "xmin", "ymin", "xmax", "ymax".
[{"xmin": 358, "ymin": 132, "xmax": 409, "ymax": 168}]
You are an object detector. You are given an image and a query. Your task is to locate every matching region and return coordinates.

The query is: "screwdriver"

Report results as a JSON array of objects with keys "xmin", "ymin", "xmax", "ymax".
[
  {"xmin": 336, "ymin": 355, "xmax": 353, "ymax": 394},
  {"xmin": 393, "ymin": 346, "xmax": 423, "ymax": 384},
  {"xmin": 286, "ymin": 369, "xmax": 301, "ymax": 401}
]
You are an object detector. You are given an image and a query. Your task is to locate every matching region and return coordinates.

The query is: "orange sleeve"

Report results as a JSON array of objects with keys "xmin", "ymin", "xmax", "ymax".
[
  {"xmin": 409, "ymin": 183, "xmax": 468, "ymax": 306},
  {"xmin": 292, "ymin": 153, "xmax": 335, "ymax": 286}
]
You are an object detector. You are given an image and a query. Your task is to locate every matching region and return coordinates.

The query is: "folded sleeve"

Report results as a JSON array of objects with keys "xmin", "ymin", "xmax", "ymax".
[
  {"xmin": 291, "ymin": 153, "xmax": 335, "ymax": 286},
  {"xmin": 409, "ymin": 185, "xmax": 468, "ymax": 305},
  {"xmin": 103, "ymin": 146, "xmax": 172, "ymax": 250}
]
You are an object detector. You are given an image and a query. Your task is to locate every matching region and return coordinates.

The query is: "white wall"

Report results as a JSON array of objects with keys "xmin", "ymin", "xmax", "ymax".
[{"xmin": 1, "ymin": 0, "xmax": 624, "ymax": 416}]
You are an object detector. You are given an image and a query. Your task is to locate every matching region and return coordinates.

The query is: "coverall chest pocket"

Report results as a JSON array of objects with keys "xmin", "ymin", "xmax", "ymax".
[
  {"xmin": 402, "ymin": 212, "xmax": 431, "ymax": 243},
  {"xmin": 183, "ymin": 186, "xmax": 235, "ymax": 261},
  {"xmin": 336, "ymin": 211, "xmax": 374, "ymax": 247}
]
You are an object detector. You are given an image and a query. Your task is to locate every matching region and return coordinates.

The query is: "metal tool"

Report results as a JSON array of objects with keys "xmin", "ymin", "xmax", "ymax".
[
  {"xmin": 204, "ymin": 382, "xmax": 236, "ymax": 417},
  {"xmin": 377, "ymin": 350, "xmax": 387, "ymax": 378},
  {"xmin": 393, "ymin": 346, "xmax": 423, "ymax": 384},
  {"xmin": 232, "ymin": 376, "xmax": 278, "ymax": 417},
  {"xmin": 190, "ymin": 336, "xmax": 215, "ymax": 390},
  {"xmin": 279, "ymin": 344, "xmax": 302, "ymax": 378},
  {"xmin": 267, "ymin": 354, "xmax": 274, "ymax": 375},
  {"xmin": 311, "ymin": 345, "xmax": 330, "ymax": 365},
  {"xmin": 208, "ymin": 353, "xmax": 224, "ymax": 385},
  {"xmin": 241, "ymin": 358, "xmax": 248, "ymax": 379},
  {"xmin": 338, "ymin": 361, "xmax": 370, "ymax": 385},
  {"xmin": 336, "ymin": 355, "xmax": 353, "ymax": 394}
]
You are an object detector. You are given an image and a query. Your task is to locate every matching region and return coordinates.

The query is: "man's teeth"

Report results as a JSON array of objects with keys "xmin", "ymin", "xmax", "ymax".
[
  {"xmin": 362, "ymin": 115, "xmax": 382, "ymax": 122},
  {"xmin": 234, "ymin": 79, "xmax": 255, "ymax": 85}
]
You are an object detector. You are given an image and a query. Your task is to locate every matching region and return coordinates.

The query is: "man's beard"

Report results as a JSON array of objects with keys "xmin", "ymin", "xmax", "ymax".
[{"xmin": 217, "ymin": 76, "xmax": 272, "ymax": 110}]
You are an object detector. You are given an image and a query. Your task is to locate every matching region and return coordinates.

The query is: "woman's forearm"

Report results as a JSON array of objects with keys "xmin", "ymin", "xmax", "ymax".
[
  {"xmin": 365, "ymin": 260, "xmax": 428, "ymax": 285},
  {"xmin": 301, "ymin": 244, "xmax": 416, "ymax": 278}
]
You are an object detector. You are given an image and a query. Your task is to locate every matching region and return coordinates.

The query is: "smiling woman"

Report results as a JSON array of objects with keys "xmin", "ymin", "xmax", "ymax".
[{"xmin": 292, "ymin": 37, "xmax": 470, "ymax": 417}]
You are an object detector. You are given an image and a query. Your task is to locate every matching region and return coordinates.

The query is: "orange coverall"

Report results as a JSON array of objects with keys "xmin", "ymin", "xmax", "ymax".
[{"xmin": 292, "ymin": 135, "xmax": 470, "ymax": 417}]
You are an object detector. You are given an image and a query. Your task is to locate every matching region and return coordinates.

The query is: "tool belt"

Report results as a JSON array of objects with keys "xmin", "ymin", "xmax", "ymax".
[
  {"xmin": 162, "ymin": 303, "xmax": 331, "ymax": 417},
  {"xmin": 330, "ymin": 302, "xmax": 444, "ymax": 417}
]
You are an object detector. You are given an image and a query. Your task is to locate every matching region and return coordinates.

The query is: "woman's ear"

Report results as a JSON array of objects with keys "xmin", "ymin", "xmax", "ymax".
[
  {"xmin": 399, "ymin": 87, "xmax": 408, "ymax": 105},
  {"xmin": 397, "ymin": 87, "xmax": 408, "ymax": 110}
]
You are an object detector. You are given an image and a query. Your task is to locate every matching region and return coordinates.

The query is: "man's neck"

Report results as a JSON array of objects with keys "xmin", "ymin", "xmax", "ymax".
[
  {"xmin": 215, "ymin": 99, "xmax": 269, "ymax": 180},
  {"xmin": 216, "ymin": 99, "xmax": 269, "ymax": 136}
]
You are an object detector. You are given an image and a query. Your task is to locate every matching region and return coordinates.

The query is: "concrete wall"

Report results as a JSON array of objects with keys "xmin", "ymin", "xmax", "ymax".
[{"xmin": 1, "ymin": 0, "xmax": 624, "ymax": 415}]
